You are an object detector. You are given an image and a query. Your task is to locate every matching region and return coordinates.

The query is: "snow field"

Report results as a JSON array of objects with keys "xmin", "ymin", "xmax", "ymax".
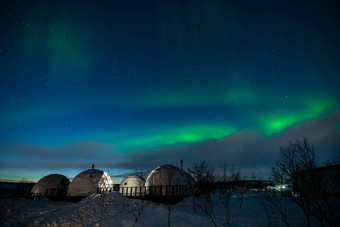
[{"xmin": 0, "ymin": 193, "xmax": 319, "ymax": 226}]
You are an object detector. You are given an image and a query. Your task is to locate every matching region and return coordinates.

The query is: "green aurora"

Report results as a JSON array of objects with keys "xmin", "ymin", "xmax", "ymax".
[{"xmin": 0, "ymin": 0, "xmax": 339, "ymax": 180}]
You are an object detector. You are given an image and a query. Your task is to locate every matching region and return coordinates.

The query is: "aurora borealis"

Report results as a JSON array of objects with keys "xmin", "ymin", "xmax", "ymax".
[{"xmin": 1, "ymin": 0, "xmax": 339, "ymax": 181}]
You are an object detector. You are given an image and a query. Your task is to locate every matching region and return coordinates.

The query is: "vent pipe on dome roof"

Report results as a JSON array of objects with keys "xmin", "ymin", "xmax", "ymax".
[
  {"xmin": 181, "ymin": 159, "xmax": 183, "ymax": 171},
  {"xmin": 91, "ymin": 164, "xmax": 95, "ymax": 178}
]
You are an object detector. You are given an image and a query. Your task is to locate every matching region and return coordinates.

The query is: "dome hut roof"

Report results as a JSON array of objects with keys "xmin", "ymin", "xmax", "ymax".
[
  {"xmin": 67, "ymin": 169, "xmax": 113, "ymax": 197},
  {"xmin": 120, "ymin": 175, "xmax": 145, "ymax": 188},
  {"xmin": 145, "ymin": 164, "xmax": 190, "ymax": 187},
  {"xmin": 31, "ymin": 174, "xmax": 70, "ymax": 196}
]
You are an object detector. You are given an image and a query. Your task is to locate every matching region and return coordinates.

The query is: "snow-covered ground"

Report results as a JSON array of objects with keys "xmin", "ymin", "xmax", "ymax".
[{"xmin": 0, "ymin": 192, "xmax": 319, "ymax": 226}]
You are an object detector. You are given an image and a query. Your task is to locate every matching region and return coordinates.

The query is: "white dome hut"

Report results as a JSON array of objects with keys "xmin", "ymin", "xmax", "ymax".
[
  {"xmin": 67, "ymin": 169, "xmax": 113, "ymax": 197},
  {"xmin": 145, "ymin": 164, "xmax": 191, "ymax": 196},
  {"xmin": 31, "ymin": 174, "xmax": 70, "ymax": 197},
  {"xmin": 119, "ymin": 175, "xmax": 145, "ymax": 196}
]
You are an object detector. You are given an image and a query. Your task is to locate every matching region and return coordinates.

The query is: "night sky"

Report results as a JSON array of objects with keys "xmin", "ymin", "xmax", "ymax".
[{"xmin": 1, "ymin": 0, "xmax": 339, "ymax": 182}]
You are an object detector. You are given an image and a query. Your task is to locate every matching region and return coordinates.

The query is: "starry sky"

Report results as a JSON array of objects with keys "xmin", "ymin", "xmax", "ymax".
[{"xmin": 1, "ymin": 0, "xmax": 339, "ymax": 182}]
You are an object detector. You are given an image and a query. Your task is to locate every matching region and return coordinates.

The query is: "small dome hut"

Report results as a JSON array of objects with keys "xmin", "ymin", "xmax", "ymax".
[
  {"xmin": 145, "ymin": 164, "xmax": 191, "ymax": 196},
  {"xmin": 31, "ymin": 174, "xmax": 70, "ymax": 197},
  {"xmin": 119, "ymin": 175, "xmax": 145, "ymax": 196},
  {"xmin": 67, "ymin": 169, "xmax": 113, "ymax": 197}
]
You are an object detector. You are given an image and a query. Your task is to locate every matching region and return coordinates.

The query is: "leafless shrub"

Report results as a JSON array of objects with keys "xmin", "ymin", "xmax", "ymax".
[
  {"xmin": 75, "ymin": 208, "xmax": 86, "ymax": 227},
  {"xmin": 97, "ymin": 193, "xmax": 113, "ymax": 227},
  {"xmin": 121, "ymin": 171, "xmax": 150, "ymax": 227},
  {"xmin": 122, "ymin": 198, "xmax": 150, "ymax": 227}
]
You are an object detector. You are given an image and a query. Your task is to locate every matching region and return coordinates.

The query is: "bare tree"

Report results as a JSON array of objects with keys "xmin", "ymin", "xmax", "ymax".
[
  {"xmin": 216, "ymin": 164, "xmax": 241, "ymax": 225},
  {"xmin": 257, "ymin": 190, "xmax": 276, "ymax": 226},
  {"xmin": 263, "ymin": 186, "xmax": 290, "ymax": 227},
  {"xmin": 164, "ymin": 167, "xmax": 177, "ymax": 227},
  {"xmin": 189, "ymin": 161, "xmax": 218, "ymax": 227},
  {"xmin": 273, "ymin": 137, "xmax": 317, "ymax": 226},
  {"xmin": 167, "ymin": 200, "xmax": 172, "ymax": 227},
  {"xmin": 251, "ymin": 172, "xmax": 277, "ymax": 226},
  {"xmin": 187, "ymin": 167, "xmax": 197, "ymax": 213},
  {"xmin": 273, "ymin": 137, "xmax": 317, "ymax": 181},
  {"xmin": 236, "ymin": 169, "xmax": 245, "ymax": 210},
  {"xmin": 294, "ymin": 164, "xmax": 340, "ymax": 227},
  {"xmin": 188, "ymin": 162, "xmax": 211, "ymax": 213}
]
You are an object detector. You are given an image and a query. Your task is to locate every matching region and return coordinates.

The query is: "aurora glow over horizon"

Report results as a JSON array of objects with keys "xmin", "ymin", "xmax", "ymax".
[{"xmin": 1, "ymin": 0, "xmax": 339, "ymax": 182}]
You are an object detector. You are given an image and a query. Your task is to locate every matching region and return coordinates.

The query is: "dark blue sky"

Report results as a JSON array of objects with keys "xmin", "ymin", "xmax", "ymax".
[{"xmin": 0, "ymin": 0, "xmax": 339, "ymax": 181}]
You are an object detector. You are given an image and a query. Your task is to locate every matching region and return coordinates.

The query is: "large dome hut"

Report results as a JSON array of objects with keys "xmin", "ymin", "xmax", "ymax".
[
  {"xmin": 67, "ymin": 169, "xmax": 113, "ymax": 197},
  {"xmin": 31, "ymin": 174, "xmax": 70, "ymax": 197},
  {"xmin": 145, "ymin": 164, "xmax": 191, "ymax": 196},
  {"xmin": 119, "ymin": 175, "xmax": 145, "ymax": 196}
]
